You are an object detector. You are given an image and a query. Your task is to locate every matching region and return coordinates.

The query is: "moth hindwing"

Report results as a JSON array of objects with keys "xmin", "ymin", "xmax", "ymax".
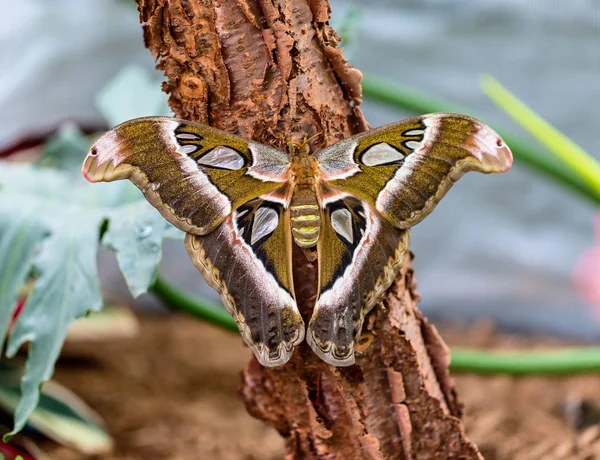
[
  {"xmin": 83, "ymin": 113, "xmax": 512, "ymax": 367},
  {"xmin": 186, "ymin": 195, "xmax": 304, "ymax": 366}
]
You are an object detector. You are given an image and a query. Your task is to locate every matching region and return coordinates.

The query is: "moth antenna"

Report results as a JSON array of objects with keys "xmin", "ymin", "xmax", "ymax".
[
  {"xmin": 301, "ymin": 131, "xmax": 323, "ymax": 150},
  {"xmin": 287, "ymin": 140, "xmax": 303, "ymax": 149},
  {"xmin": 286, "ymin": 140, "xmax": 304, "ymax": 157},
  {"xmin": 286, "ymin": 132, "xmax": 323, "ymax": 155}
]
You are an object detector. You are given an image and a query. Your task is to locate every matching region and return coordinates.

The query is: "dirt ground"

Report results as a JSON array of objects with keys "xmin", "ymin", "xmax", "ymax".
[{"xmin": 42, "ymin": 314, "xmax": 600, "ymax": 460}]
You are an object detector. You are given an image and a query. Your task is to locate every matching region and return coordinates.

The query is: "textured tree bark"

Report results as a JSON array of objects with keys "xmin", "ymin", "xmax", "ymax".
[{"xmin": 136, "ymin": 0, "xmax": 482, "ymax": 458}]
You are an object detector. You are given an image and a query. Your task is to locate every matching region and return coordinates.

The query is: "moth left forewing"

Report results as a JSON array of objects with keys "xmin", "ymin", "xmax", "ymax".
[
  {"xmin": 307, "ymin": 191, "xmax": 410, "ymax": 366},
  {"xmin": 82, "ymin": 116, "xmax": 291, "ymax": 235},
  {"xmin": 314, "ymin": 113, "xmax": 513, "ymax": 229},
  {"xmin": 185, "ymin": 192, "xmax": 304, "ymax": 366}
]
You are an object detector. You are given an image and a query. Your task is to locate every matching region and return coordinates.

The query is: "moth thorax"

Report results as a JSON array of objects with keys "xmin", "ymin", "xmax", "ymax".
[{"xmin": 290, "ymin": 190, "xmax": 321, "ymax": 249}]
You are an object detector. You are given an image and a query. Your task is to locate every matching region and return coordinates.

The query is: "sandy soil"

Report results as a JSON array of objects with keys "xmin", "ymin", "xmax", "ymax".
[{"xmin": 42, "ymin": 314, "xmax": 600, "ymax": 460}]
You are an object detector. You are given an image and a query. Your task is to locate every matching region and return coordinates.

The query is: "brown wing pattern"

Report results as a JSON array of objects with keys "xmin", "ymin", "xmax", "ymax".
[
  {"xmin": 185, "ymin": 193, "xmax": 303, "ymax": 366},
  {"xmin": 307, "ymin": 190, "xmax": 410, "ymax": 366},
  {"xmin": 82, "ymin": 116, "xmax": 291, "ymax": 235},
  {"xmin": 83, "ymin": 113, "xmax": 512, "ymax": 368},
  {"xmin": 309, "ymin": 113, "xmax": 512, "ymax": 365},
  {"xmin": 314, "ymin": 113, "xmax": 513, "ymax": 229}
]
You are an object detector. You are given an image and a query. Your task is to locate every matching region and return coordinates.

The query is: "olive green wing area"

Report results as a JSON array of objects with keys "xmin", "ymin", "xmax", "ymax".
[
  {"xmin": 186, "ymin": 195, "xmax": 304, "ymax": 366},
  {"xmin": 307, "ymin": 192, "xmax": 410, "ymax": 366},
  {"xmin": 314, "ymin": 113, "xmax": 513, "ymax": 229},
  {"xmin": 82, "ymin": 116, "xmax": 291, "ymax": 234}
]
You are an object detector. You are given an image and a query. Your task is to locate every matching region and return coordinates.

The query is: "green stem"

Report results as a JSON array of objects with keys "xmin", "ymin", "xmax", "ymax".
[
  {"xmin": 150, "ymin": 274, "xmax": 238, "ymax": 332},
  {"xmin": 481, "ymin": 75, "xmax": 600, "ymax": 200},
  {"xmin": 361, "ymin": 74, "xmax": 600, "ymax": 204},
  {"xmin": 151, "ymin": 274, "xmax": 600, "ymax": 375},
  {"xmin": 450, "ymin": 347, "xmax": 600, "ymax": 375}
]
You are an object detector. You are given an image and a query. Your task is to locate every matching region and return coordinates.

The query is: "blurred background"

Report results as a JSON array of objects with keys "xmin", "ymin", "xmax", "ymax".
[
  {"xmin": 2, "ymin": 0, "xmax": 598, "ymax": 338},
  {"xmin": 2, "ymin": 1, "xmax": 600, "ymax": 459}
]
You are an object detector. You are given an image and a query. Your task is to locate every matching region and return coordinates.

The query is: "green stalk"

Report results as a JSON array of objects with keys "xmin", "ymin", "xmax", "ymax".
[
  {"xmin": 361, "ymin": 73, "xmax": 600, "ymax": 204},
  {"xmin": 150, "ymin": 275, "xmax": 237, "ymax": 332},
  {"xmin": 151, "ymin": 274, "xmax": 600, "ymax": 375},
  {"xmin": 481, "ymin": 75, "xmax": 600, "ymax": 199},
  {"xmin": 450, "ymin": 346, "xmax": 600, "ymax": 376}
]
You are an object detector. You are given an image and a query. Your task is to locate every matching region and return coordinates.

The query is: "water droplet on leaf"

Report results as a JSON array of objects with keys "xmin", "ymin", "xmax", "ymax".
[{"xmin": 138, "ymin": 225, "xmax": 153, "ymax": 239}]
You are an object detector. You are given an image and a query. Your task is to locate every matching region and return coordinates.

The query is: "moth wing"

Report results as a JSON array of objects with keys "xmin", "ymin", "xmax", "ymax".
[
  {"xmin": 82, "ymin": 116, "xmax": 291, "ymax": 235},
  {"xmin": 186, "ymin": 193, "xmax": 304, "ymax": 366},
  {"xmin": 314, "ymin": 113, "xmax": 512, "ymax": 229},
  {"xmin": 307, "ymin": 190, "xmax": 410, "ymax": 366}
]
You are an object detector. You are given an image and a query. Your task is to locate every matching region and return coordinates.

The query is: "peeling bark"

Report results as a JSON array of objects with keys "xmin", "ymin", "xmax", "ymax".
[{"xmin": 136, "ymin": 0, "xmax": 481, "ymax": 458}]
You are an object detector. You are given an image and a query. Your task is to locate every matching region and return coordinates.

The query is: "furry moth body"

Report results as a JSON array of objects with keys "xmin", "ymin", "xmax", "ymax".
[{"xmin": 82, "ymin": 113, "xmax": 512, "ymax": 366}]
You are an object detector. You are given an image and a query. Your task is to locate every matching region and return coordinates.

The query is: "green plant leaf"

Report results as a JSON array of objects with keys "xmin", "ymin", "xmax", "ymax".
[
  {"xmin": 481, "ymin": 74, "xmax": 600, "ymax": 200},
  {"xmin": 2, "ymin": 199, "xmax": 104, "ymax": 437},
  {"xmin": 103, "ymin": 201, "xmax": 174, "ymax": 297},
  {"xmin": 0, "ymin": 157, "xmax": 181, "ymax": 435},
  {"xmin": 0, "ymin": 203, "xmax": 49, "ymax": 351},
  {"xmin": 0, "ymin": 364, "xmax": 113, "ymax": 454},
  {"xmin": 37, "ymin": 124, "xmax": 91, "ymax": 173},
  {"xmin": 96, "ymin": 66, "xmax": 172, "ymax": 127},
  {"xmin": 0, "ymin": 63, "xmax": 184, "ymax": 435}
]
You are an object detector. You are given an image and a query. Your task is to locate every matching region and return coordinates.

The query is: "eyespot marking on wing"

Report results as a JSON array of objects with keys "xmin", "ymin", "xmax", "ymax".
[
  {"xmin": 403, "ymin": 129, "xmax": 425, "ymax": 136},
  {"xmin": 197, "ymin": 146, "xmax": 246, "ymax": 170},
  {"xmin": 251, "ymin": 206, "xmax": 279, "ymax": 245},
  {"xmin": 361, "ymin": 142, "xmax": 405, "ymax": 166},
  {"xmin": 176, "ymin": 144, "xmax": 199, "ymax": 155},
  {"xmin": 404, "ymin": 140, "xmax": 423, "ymax": 151},
  {"xmin": 330, "ymin": 208, "xmax": 353, "ymax": 244},
  {"xmin": 176, "ymin": 132, "xmax": 202, "ymax": 140}
]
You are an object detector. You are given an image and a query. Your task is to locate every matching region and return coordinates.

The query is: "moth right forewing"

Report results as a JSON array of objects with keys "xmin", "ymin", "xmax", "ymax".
[{"xmin": 314, "ymin": 113, "xmax": 512, "ymax": 230}]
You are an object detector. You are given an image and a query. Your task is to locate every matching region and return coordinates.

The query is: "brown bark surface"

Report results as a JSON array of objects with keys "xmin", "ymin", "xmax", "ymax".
[{"xmin": 136, "ymin": 0, "xmax": 482, "ymax": 458}]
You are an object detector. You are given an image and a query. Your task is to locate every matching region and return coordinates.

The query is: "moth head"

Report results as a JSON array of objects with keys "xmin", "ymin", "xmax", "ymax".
[{"xmin": 286, "ymin": 131, "xmax": 323, "ymax": 157}]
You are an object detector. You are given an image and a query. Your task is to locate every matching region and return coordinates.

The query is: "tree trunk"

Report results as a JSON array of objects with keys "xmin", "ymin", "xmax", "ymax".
[{"xmin": 136, "ymin": 0, "xmax": 482, "ymax": 458}]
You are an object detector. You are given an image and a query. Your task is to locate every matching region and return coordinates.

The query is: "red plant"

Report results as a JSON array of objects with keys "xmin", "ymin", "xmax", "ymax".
[
  {"xmin": 0, "ymin": 439, "xmax": 37, "ymax": 460},
  {"xmin": 574, "ymin": 213, "xmax": 600, "ymax": 319},
  {"xmin": 10, "ymin": 298, "xmax": 26, "ymax": 329}
]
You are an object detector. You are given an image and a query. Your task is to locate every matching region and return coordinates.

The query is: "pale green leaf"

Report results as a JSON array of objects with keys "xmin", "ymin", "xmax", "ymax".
[
  {"xmin": 3, "ymin": 202, "xmax": 104, "ymax": 436},
  {"xmin": 0, "ymin": 62, "xmax": 182, "ymax": 436},
  {"xmin": 0, "ymin": 202, "xmax": 49, "ymax": 348},
  {"xmin": 0, "ymin": 159, "xmax": 180, "ymax": 435},
  {"xmin": 0, "ymin": 364, "xmax": 113, "ymax": 454},
  {"xmin": 103, "ymin": 201, "xmax": 175, "ymax": 297},
  {"xmin": 96, "ymin": 66, "xmax": 172, "ymax": 127},
  {"xmin": 37, "ymin": 123, "xmax": 91, "ymax": 173}
]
